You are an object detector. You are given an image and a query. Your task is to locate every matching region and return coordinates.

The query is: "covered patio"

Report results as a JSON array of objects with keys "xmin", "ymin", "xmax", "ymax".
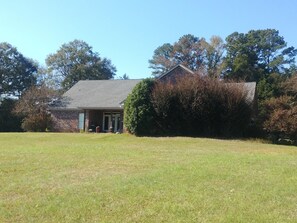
[{"xmin": 85, "ymin": 109, "xmax": 124, "ymax": 133}]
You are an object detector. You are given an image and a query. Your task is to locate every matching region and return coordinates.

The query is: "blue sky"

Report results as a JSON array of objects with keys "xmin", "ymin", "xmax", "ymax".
[{"xmin": 0, "ymin": 0, "xmax": 296, "ymax": 79}]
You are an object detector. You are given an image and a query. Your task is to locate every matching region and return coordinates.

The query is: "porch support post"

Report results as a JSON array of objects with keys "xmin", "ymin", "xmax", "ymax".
[{"xmin": 84, "ymin": 110, "xmax": 89, "ymax": 132}]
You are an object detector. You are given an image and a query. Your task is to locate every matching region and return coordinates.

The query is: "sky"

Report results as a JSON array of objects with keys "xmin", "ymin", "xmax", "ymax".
[{"xmin": 0, "ymin": 0, "xmax": 296, "ymax": 79}]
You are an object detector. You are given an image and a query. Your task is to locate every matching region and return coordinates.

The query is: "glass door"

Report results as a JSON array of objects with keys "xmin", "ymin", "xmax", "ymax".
[
  {"xmin": 113, "ymin": 114, "xmax": 121, "ymax": 132},
  {"xmin": 103, "ymin": 113, "xmax": 121, "ymax": 132}
]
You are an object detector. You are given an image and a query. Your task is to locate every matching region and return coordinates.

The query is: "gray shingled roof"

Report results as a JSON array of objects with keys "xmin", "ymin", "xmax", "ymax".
[
  {"xmin": 227, "ymin": 82, "xmax": 257, "ymax": 103},
  {"xmin": 56, "ymin": 79, "xmax": 142, "ymax": 110}
]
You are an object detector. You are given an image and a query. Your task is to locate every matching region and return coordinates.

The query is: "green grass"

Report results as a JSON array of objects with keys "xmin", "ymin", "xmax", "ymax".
[{"xmin": 0, "ymin": 133, "xmax": 297, "ymax": 222}]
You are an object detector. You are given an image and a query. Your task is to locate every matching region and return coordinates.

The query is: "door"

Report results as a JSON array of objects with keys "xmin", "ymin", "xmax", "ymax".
[
  {"xmin": 113, "ymin": 114, "xmax": 121, "ymax": 132},
  {"xmin": 78, "ymin": 113, "xmax": 85, "ymax": 130},
  {"xmin": 103, "ymin": 113, "xmax": 121, "ymax": 132}
]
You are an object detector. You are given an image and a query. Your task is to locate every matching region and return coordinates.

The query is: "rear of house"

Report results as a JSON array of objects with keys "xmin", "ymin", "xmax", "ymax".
[
  {"xmin": 50, "ymin": 65, "xmax": 257, "ymax": 133},
  {"xmin": 50, "ymin": 79, "xmax": 141, "ymax": 132}
]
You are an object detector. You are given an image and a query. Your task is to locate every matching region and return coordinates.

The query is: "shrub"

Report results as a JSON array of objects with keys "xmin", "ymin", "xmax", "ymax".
[
  {"xmin": 124, "ymin": 79, "xmax": 156, "ymax": 136},
  {"xmin": 125, "ymin": 75, "xmax": 252, "ymax": 137},
  {"xmin": 0, "ymin": 99, "xmax": 23, "ymax": 132},
  {"xmin": 21, "ymin": 113, "xmax": 52, "ymax": 132},
  {"xmin": 152, "ymin": 75, "xmax": 252, "ymax": 137},
  {"xmin": 263, "ymin": 96, "xmax": 297, "ymax": 144},
  {"xmin": 14, "ymin": 85, "xmax": 59, "ymax": 132}
]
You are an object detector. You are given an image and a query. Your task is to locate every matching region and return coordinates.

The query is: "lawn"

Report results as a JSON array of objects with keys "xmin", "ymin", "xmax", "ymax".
[{"xmin": 0, "ymin": 133, "xmax": 297, "ymax": 222}]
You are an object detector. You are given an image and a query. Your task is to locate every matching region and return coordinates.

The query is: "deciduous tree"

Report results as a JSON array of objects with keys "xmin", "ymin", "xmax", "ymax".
[
  {"xmin": 46, "ymin": 40, "xmax": 116, "ymax": 90},
  {"xmin": 149, "ymin": 35, "xmax": 225, "ymax": 77},
  {"xmin": 149, "ymin": 35, "xmax": 207, "ymax": 76},
  {"xmin": 14, "ymin": 85, "xmax": 60, "ymax": 132},
  {"xmin": 0, "ymin": 42, "xmax": 37, "ymax": 97}
]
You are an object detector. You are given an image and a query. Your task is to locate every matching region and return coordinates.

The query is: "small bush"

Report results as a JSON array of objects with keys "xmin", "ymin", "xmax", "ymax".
[{"xmin": 21, "ymin": 113, "xmax": 52, "ymax": 132}]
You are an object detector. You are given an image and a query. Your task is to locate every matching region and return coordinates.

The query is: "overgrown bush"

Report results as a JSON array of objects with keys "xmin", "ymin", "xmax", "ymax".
[
  {"xmin": 262, "ymin": 72, "xmax": 297, "ymax": 146},
  {"xmin": 21, "ymin": 113, "xmax": 52, "ymax": 132},
  {"xmin": 124, "ymin": 79, "xmax": 156, "ymax": 135},
  {"xmin": 263, "ymin": 96, "xmax": 297, "ymax": 144},
  {"xmin": 152, "ymin": 75, "xmax": 252, "ymax": 137},
  {"xmin": 14, "ymin": 85, "xmax": 58, "ymax": 132},
  {"xmin": 125, "ymin": 75, "xmax": 253, "ymax": 137}
]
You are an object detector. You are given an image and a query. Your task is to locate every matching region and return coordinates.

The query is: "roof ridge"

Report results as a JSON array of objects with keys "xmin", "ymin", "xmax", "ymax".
[{"xmin": 158, "ymin": 64, "xmax": 194, "ymax": 80}]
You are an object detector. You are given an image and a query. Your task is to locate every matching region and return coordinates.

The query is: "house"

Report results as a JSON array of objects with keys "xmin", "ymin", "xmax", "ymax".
[
  {"xmin": 51, "ymin": 64, "xmax": 257, "ymax": 132},
  {"xmin": 50, "ymin": 79, "xmax": 141, "ymax": 132}
]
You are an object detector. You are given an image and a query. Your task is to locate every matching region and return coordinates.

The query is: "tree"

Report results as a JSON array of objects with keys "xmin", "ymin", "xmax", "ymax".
[
  {"xmin": 46, "ymin": 40, "xmax": 116, "ymax": 90},
  {"xmin": 203, "ymin": 36, "xmax": 225, "ymax": 78},
  {"xmin": 223, "ymin": 29, "xmax": 297, "ymax": 82},
  {"xmin": 149, "ymin": 34, "xmax": 225, "ymax": 77},
  {"xmin": 14, "ymin": 85, "xmax": 60, "ymax": 132},
  {"xmin": 283, "ymin": 72, "xmax": 297, "ymax": 98},
  {"xmin": 149, "ymin": 34, "xmax": 207, "ymax": 76},
  {"xmin": 0, "ymin": 42, "xmax": 37, "ymax": 97},
  {"xmin": 118, "ymin": 73, "xmax": 129, "ymax": 80}
]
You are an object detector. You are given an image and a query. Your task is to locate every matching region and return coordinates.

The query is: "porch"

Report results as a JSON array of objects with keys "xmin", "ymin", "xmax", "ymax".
[{"xmin": 83, "ymin": 110, "xmax": 124, "ymax": 133}]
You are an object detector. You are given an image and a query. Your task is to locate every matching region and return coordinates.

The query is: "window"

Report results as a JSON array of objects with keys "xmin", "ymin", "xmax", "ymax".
[{"xmin": 78, "ymin": 113, "xmax": 85, "ymax": 130}]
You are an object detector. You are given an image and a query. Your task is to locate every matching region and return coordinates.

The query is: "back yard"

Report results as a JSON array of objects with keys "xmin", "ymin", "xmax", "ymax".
[{"xmin": 0, "ymin": 133, "xmax": 296, "ymax": 222}]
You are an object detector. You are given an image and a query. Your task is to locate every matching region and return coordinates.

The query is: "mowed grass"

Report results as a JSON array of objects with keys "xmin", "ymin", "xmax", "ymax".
[{"xmin": 0, "ymin": 133, "xmax": 297, "ymax": 222}]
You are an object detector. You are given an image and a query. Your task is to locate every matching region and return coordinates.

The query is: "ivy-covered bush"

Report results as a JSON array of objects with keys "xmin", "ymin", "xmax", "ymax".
[{"xmin": 124, "ymin": 79, "xmax": 156, "ymax": 136}]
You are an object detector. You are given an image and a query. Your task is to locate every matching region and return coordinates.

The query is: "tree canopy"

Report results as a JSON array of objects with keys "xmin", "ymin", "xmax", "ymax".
[
  {"xmin": 149, "ymin": 34, "xmax": 224, "ymax": 77},
  {"xmin": 46, "ymin": 40, "xmax": 116, "ymax": 90},
  {"xmin": 0, "ymin": 42, "xmax": 37, "ymax": 97},
  {"xmin": 223, "ymin": 29, "xmax": 297, "ymax": 82}
]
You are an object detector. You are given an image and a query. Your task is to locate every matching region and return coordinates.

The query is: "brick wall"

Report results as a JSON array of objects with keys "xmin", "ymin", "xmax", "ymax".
[
  {"xmin": 160, "ymin": 66, "xmax": 193, "ymax": 83},
  {"xmin": 51, "ymin": 110, "xmax": 82, "ymax": 132}
]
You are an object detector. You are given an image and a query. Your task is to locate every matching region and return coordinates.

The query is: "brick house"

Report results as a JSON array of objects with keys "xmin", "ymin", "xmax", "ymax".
[
  {"xmin": 50, "ymin": 79, "xmax": 141, "ymax": 132},
  {"xmin": 50, "ymin": 64, "xmax": 257, "ymax": 132}
]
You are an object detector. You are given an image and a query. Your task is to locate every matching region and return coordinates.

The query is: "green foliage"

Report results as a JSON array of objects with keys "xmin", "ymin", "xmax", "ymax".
[
  {"xmin": 223, "ymin": 29, "xmax": 297, "ymax": 82},
  {"xmin": 0, "ymin": 99, "xmax": 23, "ymax": 132},
  {"xmin": 223, "ymin": 29, "xmax": 297, "ymax": 137},
  {"xmin": 0, "ymin": 42, "xmax": 37, "ymax": 97},
  {"xmin": 149, "ymin": 34, "xmax": 224, "ymax": 77},
  {"xmin": 124, "ymin": 79, "xmax": 156, "ymax": 135},
  {"xmin": 118, "ymin": 73, "xmax": 129, "ymax": 80},
  {"xmin": 46, "ymin": 40, "xmax": 116, "ymax": 90}
]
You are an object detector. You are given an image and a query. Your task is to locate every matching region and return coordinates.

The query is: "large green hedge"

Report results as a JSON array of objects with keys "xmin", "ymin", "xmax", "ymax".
[{"xmin": 124, "ymin": 79, "xmax": 156, "ymax": 136}]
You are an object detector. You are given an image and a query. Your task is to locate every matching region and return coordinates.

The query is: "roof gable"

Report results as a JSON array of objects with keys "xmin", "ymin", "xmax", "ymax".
[{"xmin": 158, "ymin": 64, "xmax": 194, "ymax": 80}]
